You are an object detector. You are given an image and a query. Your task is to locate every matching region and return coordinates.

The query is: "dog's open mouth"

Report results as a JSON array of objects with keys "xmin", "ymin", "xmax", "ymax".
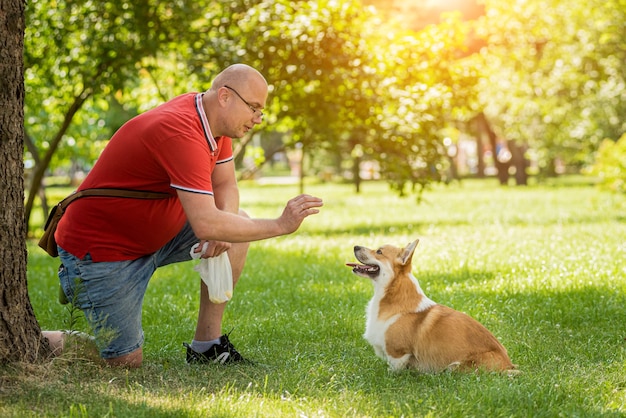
[{"xmin": 346, "ymin": 262, "xmax": 380, "ymax": 276}]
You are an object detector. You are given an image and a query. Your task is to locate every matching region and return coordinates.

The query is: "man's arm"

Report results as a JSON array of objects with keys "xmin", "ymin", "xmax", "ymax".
[
  {"xmin": 193, "ymin": 159, "xmax": 240, "ymax": 257},
  {"xmin": 177, "ymin": 170, "xmax": 323, "ymax": 245},
  {"xmin": 211, "ymin": 159, "xmax": 240, "ymax": 215}
]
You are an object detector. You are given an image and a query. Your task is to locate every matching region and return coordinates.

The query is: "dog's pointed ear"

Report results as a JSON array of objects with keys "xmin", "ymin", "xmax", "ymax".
[{"xmin": 400, "ymin": 239, "xmax": 419, "ymax": 265}]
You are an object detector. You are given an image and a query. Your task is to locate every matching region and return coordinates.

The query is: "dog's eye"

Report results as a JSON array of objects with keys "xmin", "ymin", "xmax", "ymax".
[{"xmin": 376, "ymin": 249, "xmax": 383, "ymax": 254}]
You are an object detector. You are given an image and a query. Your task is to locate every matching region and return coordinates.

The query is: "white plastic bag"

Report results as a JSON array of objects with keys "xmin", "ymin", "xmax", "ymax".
[{"xmin": 190, "ymin": 243, "xmax": 233, "ymax": 304}]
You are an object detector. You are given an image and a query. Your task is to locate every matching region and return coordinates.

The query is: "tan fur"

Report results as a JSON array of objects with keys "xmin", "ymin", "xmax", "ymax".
[{"xmin": 348, "ymin": 239, "xmax": 517, "ymax": 374}]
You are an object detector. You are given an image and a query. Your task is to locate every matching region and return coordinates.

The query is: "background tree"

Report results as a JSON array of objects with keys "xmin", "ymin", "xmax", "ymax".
[
  {"xmin": 368, "ymin": 13, "xmax": 480, "ymax": 197},
  {"xmin": 23, "ymin": 0, "xmax": 626, "ymax": 228},
  {"xmin": 585, "ymin": 133, "xmax": 626, "ymax": 194},
  {"xmin": 474, "ymin": 0, "xmax": 626, "ymax": 175},
  {"xmin": 237, "ymin": 0, "xmax": 386, "ymax": 192},
  {"xmin": 23, "ymin": 0, "xmax": 225, "ymax": 230},
  {"xmin": 1, "ymin": 0, "xmax": 50, "ymax": 363},
  {"xmin": 224, "ymin": 0, "xmax": 480, "ymax": 195}
]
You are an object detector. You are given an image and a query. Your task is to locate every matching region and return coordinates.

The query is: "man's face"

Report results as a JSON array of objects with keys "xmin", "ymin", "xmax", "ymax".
[{"xmin": 222, "ymin": 83, "xmax": 266, "ymax": 138}]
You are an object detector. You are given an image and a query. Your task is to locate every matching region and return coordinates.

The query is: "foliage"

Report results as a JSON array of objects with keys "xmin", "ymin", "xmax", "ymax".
[
  {"xmin": 235, "ymin": 0, "xmax": 387, "ymax": 180},
  {"xmin": 233, "ymin": 1, "xmax": 480, "ymax": 194},
  {"xmin": 23, "ymin": 0, "xmax": 626, "ymax": 227},
  {"xmin": 373, "ymin": 13, "xmax": 478, "ymax": 197},
  {"xmin": 474, "ymin": 0, "xmax": 626, "ymax": 171},
  {"xmin": 585, "ymin": 133, "xmax": 626, "ymax": 193},
  {"xmin": 240, "ymin": 0, "xmax": 364, "ymax": 132},
  {"xmin": 7, "ymin": 179, "xmax": 626, "ymax": 417},
  {"xmin": 22, "ymin": 0, "xmax": 232, "ymax": 226},
  {"xmin": 24, "ymin": 0, "xmax": 207, "ymax": 165}
]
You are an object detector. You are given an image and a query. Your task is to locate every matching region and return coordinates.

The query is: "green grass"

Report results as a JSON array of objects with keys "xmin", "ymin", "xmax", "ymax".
[{"xmin": 3, "ymin": 178, "xmax": 626, "ymax": 417}]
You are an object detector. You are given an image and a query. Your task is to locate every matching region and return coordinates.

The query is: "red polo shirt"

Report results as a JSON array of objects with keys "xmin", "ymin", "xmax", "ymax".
[{"xmin": 56, "ymin": 93, "xmax": 233, "ymax": 261}]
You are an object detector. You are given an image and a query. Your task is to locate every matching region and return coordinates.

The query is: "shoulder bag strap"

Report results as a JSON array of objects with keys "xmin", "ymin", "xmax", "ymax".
[{"xmin": 57, "ymin": 188, "xmax": 172, "ymax": 211}]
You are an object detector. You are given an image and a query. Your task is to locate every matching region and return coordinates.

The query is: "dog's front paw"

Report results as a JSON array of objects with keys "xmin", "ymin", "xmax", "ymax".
[{"xmin": 372, "ymin": 346, "xmax": 386, "ymax": 360}]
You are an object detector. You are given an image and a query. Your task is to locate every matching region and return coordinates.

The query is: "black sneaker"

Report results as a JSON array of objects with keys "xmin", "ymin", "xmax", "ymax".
[{"xmin": 184, "ymin": 334, "xmax": 251, "ymax": 365}]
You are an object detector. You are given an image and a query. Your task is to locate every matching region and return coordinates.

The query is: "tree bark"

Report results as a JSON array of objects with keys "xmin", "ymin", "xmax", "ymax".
[{"xmin": 0, "ymin": 0, "xmax": 50, "ymax": 363}]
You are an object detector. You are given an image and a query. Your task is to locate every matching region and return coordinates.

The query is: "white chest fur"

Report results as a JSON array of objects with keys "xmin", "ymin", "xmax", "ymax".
[
  {"xmin": 363, "ymin": 294, "xmax": 393, "ymax": 360},
  {"xmin": 363, "ymin": 273, "xmax": 436, "ymax": 361}
]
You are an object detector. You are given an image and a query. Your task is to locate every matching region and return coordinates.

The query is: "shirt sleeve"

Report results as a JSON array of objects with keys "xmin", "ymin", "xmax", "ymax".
[
  {"xmin": 150, "ymin": 133, "xmax": 215, "ymax": 194},
  {"xmin": 216, "ymin": 136, "xmax": 233, "ymax": 164}
]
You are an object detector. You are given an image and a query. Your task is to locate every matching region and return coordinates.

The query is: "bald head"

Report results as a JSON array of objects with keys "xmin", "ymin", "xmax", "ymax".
[
  {"xmin": 202, "ymin": 64, "xmax": 268, "ymax": 138},
  {"xmin": 210, "ymin": 64, "xmax": 267, "ymax": 92}
]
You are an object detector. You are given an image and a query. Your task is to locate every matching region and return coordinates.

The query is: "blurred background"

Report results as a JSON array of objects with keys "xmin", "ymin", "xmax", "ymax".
[{"xmin": 23, "ymin": 0, "xmax": 626, "ymax": 229}]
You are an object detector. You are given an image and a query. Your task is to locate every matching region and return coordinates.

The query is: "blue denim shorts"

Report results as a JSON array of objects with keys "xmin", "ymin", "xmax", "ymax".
[{"xmin": 57, "ymin": 222, "xmax": 199, "ymax": 359}]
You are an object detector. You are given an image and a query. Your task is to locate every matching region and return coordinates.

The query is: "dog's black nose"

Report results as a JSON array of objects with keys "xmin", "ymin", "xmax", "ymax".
[{"xmin": 354, "ymin": 246, "xmax": 362, "ymax": 251}]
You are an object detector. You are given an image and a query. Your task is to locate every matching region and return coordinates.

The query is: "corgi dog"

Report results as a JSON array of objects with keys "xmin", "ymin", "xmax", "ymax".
[{"xmin": 347, "ymin": 239, "xmax": 517, "ymax": 374}]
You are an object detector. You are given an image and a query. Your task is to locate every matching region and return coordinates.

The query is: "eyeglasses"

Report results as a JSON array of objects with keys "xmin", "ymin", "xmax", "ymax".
[{"xmin": 224, "ymin": 85, "xmax": 264, "ymax": 119}]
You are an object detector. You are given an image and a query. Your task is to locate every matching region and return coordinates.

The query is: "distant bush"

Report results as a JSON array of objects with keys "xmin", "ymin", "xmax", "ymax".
[{"xmin": 586, "ymin": 133, "xmax": 626, "ymax": 193}]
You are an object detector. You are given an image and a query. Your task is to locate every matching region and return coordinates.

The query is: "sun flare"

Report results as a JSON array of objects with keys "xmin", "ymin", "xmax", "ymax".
[{"xmin": 363, "ymin": 0, "xmax": 485, "ymax": 30}]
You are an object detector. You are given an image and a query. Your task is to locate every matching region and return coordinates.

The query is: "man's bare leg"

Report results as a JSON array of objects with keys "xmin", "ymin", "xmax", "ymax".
[{"xmin": 193, "ymin": 240, "xmax": 250, "ymax": 342}]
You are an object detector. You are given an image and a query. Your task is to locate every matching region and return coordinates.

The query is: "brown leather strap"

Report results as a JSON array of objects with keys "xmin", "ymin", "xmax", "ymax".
[{"xmin": 57, "ymin": 188, "xmax": 172, "ymax": 211}]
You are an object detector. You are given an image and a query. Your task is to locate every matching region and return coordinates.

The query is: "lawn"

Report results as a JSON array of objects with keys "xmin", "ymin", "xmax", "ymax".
[{"xmin": 2, "ymin": 178, "xmax": 625, "ymax": 417}]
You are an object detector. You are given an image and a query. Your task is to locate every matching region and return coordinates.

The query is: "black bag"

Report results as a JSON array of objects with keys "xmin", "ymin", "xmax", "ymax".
[{"xmin": 38, "ymin": 188, "xmax": 171, "ymax": 257}]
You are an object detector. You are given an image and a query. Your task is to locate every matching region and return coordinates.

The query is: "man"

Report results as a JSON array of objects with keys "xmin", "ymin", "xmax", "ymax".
[{"xmin": 43, "ymin": 64, "xmax": 323, "ymax": 368}]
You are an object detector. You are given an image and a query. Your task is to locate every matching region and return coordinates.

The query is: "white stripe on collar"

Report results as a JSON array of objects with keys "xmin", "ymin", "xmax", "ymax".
[{"xmin": 194, "ymin": 93, "xmax": 217, "ymax": 153}]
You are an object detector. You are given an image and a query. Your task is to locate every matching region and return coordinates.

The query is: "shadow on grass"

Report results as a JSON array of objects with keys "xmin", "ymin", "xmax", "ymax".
[{"xmin": 308, "ymin": 215, "xmax": 625, "ymax": 237}]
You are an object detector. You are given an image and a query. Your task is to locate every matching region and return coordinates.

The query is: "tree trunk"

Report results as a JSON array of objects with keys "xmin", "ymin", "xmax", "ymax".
[
  {"xmin": 299, "ymin": 141, "xmax": 306, "ymax": 195},
  {"xmin": 0, "ymin": 0, "xmax": 50, "ymax": 363},
  {"xmin": 472, "ymin": 121, "xmax": 486, "ymax": 178},
  {"xmin": 508, "ymin": 140, "xmax": 529, "ymax": 186},
  {"xmin": 352, "ymin": 155, "xmax": 362, "ymax": 193},
  {"xmin": 474, "ymin": 112, "xmax": 510, "ymax": 185},
  {"xmin": 23, "ymin": 91, "xmax": 90, "ymax": 228},
  {"xmin": 24, "ymin": 131, "xmax": 49, "ymax": 219}
]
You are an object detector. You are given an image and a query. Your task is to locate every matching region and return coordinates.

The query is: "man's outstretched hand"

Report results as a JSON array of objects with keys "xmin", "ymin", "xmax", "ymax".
[{"xmin": 279, "ymin": 194, "xmax": 324, "ymax": 234}]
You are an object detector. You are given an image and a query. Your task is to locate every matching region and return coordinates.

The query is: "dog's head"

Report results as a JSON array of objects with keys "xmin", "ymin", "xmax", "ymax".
[{"xmin": 346, "ymin": 239, "xmax": 419, "ymax": 286}]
